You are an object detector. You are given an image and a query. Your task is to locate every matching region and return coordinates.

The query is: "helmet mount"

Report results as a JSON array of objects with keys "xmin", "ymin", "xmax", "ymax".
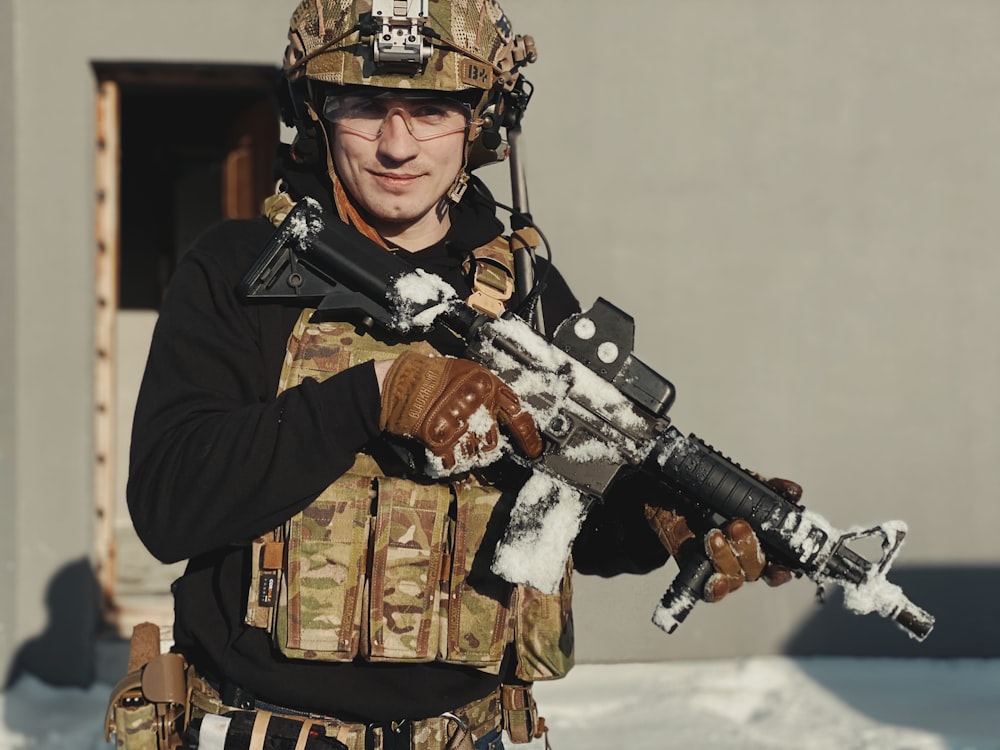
[
  {"xmin": 281, "ymin": 0, "xmax": 537, "ymax": 176},
  {"xmin": 368, "ymin": 0, "xmax": 434, "ymax": 70}
]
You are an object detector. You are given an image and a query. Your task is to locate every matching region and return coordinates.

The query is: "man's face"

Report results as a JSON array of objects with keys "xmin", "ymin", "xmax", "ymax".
[{"xmin": 327, "ymin": 90, "xmax": 469, "ymax": 246}]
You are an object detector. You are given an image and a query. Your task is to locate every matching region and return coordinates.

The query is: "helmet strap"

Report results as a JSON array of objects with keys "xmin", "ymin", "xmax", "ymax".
[
  {"xmin": 447, "ymin": 171, "xmax": 471, "ymax": 204},
  {"xmin": 310, "ymin": 107, "xmax": 389, "ymax": 249},
  {"xmin": 332, "ymin": 172, "xmax": 389, "ymax": 249},
  {"xmin": 447, "ymin": 87, "xmax": 492, "ymax": 204}
]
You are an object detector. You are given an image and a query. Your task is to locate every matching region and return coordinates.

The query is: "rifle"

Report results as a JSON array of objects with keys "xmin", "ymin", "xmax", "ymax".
[{"xmin": 239, "ymin": 200, "xmax": 935, "ymax": 642}]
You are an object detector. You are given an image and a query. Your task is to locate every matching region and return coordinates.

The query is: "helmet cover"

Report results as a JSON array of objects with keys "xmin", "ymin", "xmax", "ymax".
[{"xmin": 286, "ymin": 0, "xmax": 518, "ymax": 95}]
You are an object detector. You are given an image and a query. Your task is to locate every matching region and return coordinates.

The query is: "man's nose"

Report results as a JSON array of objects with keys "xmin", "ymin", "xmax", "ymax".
[{"xmin": 376, "ymin": 111, "xmax": 420, "ymax": 159}]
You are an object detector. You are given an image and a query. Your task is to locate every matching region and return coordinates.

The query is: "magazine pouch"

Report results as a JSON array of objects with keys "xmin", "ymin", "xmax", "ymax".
[
  {"xmin": 275, "ymin": 462, "xmax": 374, "ymax": 660},
  {"xmin": 512, "ymin": 562, "xmax": 575, "ymax": 682},
  {"xmin": 364, "ymin": 475, "xmax": 451, "ymax": 661},
  {"xmin": 438, "ymin": 482, "xmax": 512, "ymax": 671}
]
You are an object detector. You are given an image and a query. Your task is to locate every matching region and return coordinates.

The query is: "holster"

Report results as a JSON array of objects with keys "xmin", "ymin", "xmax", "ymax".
[
  {"xmin": 104, "ymin": 622, "xmax": 200, "ymax": 750},
  {"xmin": 500, "ymin": 685, "xmax": 546, "ymax": 746}
]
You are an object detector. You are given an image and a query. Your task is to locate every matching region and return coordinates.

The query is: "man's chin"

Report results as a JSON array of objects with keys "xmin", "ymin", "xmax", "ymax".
[
  {"xmin": 370, "ymin": 210, "xmax": 426, "ymax": 229},
  {"xmin": 362, "ymin": 198, "xmax": 449, "ymax": 230}
]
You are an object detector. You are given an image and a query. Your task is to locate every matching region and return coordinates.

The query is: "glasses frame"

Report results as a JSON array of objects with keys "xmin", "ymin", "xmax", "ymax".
[{"xmin": 322, "ymin": 91, "xmax": 479, "ymax": 142}]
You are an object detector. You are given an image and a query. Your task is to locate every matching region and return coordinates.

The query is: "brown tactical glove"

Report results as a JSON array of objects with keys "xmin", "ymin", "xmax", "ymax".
[
  {"xmin": 645, "ymin": 476, "xmax": 801, "ymax": 602},
  {"xmin": 380, "ymin": 351, "xmax": 543, "ymax": 472}
]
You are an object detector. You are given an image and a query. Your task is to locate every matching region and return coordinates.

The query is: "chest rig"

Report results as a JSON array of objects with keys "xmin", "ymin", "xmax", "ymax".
[{"xmin": 244, "ymin": 233, "xmax": 574, "ymax": 682}]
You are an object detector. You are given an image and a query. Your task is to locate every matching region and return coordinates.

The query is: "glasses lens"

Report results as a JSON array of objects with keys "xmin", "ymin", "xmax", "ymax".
[{"xmin": 324, "ymin": 93, "xmax": 469, "ymax": 140}]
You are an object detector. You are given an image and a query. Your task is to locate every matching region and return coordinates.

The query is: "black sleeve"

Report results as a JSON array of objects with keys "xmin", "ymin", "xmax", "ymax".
[
  {"xmin": 572, "ymin": 473, "xmax": 671, "ymax": 577},
  {"xmin": 126, "ymin": 221, "xmax": 383, "ymax": 563},
  {"xmin": 509, "ymin": 256, "xmax": 582, "ymax": 335},
  {"xmin": 537, "ymin": 258, "xmax": 581, "ymax": 333}
]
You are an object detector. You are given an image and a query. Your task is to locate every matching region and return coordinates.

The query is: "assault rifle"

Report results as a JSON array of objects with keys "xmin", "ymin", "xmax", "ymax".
[{"xmin": 240, "ymin": 200, "xmax": 935, "ymax": 642}]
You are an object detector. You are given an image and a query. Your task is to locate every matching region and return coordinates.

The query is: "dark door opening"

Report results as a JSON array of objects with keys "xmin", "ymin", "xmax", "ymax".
[
  {"xmin": 100, "ymin": 62, "xmax": 283, "ymax": 309},
  {"xmin": 93, "ymin": 62, "xmax": 282, "ymax": 635}
]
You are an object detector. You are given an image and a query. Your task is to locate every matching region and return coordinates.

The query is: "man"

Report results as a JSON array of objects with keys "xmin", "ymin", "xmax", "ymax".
[{"xmin": 125, "ymin": 2, "xmax": 791, "ymax": 748}]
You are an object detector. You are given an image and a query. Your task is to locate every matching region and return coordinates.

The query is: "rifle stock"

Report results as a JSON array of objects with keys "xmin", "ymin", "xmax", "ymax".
[{"xmin": 240, "ymin": 201, "xmax": 934, "ymax": 642}]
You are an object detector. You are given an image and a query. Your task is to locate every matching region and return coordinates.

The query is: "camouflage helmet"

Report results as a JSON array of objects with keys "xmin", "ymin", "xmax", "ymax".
[{"xmin": 282, "ymin": 0, "xmax": 537, "ymax": 180}]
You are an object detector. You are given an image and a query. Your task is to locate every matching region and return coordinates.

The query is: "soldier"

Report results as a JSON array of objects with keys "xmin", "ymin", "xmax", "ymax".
[{"xmin": 122, "ymin": 2, "xmax": 792, "ymax": 748}]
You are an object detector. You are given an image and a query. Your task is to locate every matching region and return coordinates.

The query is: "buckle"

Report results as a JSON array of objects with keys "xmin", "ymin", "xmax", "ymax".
[
  {"xmin": 366, "ymin": 718, "xmax": 412, "ymax": 750},
  {"xmin": 440, "ymin": 711, "xmax": 468, "ymax": 733}
]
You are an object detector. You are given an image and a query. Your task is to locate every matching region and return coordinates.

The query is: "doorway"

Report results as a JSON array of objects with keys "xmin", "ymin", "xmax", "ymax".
[{"xmin": 93, "ymin": 62, "xmax": 282, "ymax": 636}]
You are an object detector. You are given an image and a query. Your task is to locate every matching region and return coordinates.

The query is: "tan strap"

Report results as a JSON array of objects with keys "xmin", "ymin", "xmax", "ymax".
[
  {"xmin": 464, "ymin": 238, "xmax": 516, "ymax": 318},
  {"xmin": 468, "ymin": 247, "xmax": 515, "ymax": 289},
  {"xmin": 295, "ymin": 719, "xmax": 318, "ymax": 750},
  {"xmin": 250, "ymin": 709, "xmax": 272, "ymax": 750},
  {"xmin": 335, "ymin": 725, "xmax": 356, "ymax": 747},
  {"xmin": 262, "ymin": 541, "xmax": 286, "ymax": 569},
  {"xmin": 263, "ymin": 188, "xmax": 297, "ymax": 226},
  {"xmin": 509, "ymin": 227, "xmax": 540, "ymax": 255},
  {"xmin": 188, "ymin": 673, "xmax": 225, "ymax": 717},
  {"xmin": 313, "ymin": 108, "xmax": 389, "ymax": 250}
]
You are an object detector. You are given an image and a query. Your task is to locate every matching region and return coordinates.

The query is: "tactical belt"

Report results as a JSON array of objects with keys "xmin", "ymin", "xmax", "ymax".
[
  {"xmin": 188, "ymin": 679, "xmax": 543, "ymax": 750},
  {"xmin": 106, "ymin": 623, "xmax": 547, "ymax": 750}
]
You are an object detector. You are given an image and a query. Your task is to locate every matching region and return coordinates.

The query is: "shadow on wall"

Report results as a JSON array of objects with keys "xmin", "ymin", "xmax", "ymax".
[
  {"xmin": 5, "ymin": 558, "xmax": 101, "ymax": 689},
  {"xmin": 783, "ymin": 566, "xmax": 998, "ymax": 658},
  {"xmin": 784, "ymin": 566, "xmax": 1000, "ymax": 750}
]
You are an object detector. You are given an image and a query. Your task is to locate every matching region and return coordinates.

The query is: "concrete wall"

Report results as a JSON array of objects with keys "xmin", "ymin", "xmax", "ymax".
[
  {"xmin": 0, "ymin": 0, "xmax": 292, "ymax": 686},
  {"xmin": 490, "ymin": 0, "xmax": 1000, "ymax": 661},
  {"xmin": 3, "ymin": 0, "xmax": 999, "ymax": 684},
  {"xmin": 0, "ymin": 0, "xmax": 18, "ymax": 685}
]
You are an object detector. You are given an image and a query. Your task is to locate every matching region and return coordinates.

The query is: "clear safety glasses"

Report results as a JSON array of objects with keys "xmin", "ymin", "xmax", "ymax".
[{"xmin": 323, "ymin": 91, "xmax": 475, "ymax": 142}]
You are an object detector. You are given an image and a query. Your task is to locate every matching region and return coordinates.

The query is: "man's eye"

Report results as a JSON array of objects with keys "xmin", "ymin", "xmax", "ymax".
[
  {"xmin": 413, "ymin": 105, "xmax": 448, "ymax": 119},
  {"xmin": 415, "ymin": 102, "xmax": 464, "ymax": 121},
  {"xmin": 343, "ymin": 101, "xmax": 385, "ymax": 119}
]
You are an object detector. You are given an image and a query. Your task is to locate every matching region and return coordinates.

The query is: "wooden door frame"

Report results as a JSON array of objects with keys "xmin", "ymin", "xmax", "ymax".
[
  {"xmin": 94, "ymin": 76, "xmax": 120, "ymax": 626},
  {"xmin": 92, "ymin": 62, "xmax": 281, "ymax": 634}
]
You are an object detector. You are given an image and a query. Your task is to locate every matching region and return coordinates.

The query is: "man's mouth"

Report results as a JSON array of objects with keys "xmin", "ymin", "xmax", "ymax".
[{"xmin": 372, "ymin": 171, "xmax": 423, "ymax": 187}]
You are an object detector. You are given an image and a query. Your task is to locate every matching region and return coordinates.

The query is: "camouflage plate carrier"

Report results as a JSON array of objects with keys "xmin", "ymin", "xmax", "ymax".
[{"xmin": 246, "ymin": 306, "xmax": 575, "ymax": 685}]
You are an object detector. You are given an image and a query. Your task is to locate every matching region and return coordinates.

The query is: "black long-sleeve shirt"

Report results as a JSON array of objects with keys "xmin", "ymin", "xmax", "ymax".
[{"xmin": 127, "ymin": 177, "xmax": 667, "ymax": 721}]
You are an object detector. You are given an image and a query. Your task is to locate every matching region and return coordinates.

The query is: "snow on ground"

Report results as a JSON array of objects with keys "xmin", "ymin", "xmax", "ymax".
[
  {"xmin": 4, "ymin": 657, "xmax": 999, "ymax": 750},
  {"xmin": 525, "ymin": 658, "xmax": 1000, "ymax": 750}
]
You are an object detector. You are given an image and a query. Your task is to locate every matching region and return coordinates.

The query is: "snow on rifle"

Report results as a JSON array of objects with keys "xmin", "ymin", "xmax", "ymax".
[{"xmin": 240, "ymin": 200, "xmax": 935, "ymax": 642}]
